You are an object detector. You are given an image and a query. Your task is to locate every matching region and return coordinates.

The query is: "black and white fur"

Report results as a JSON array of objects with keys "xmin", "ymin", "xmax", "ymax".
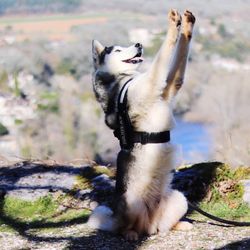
[{"xmin": 88, "ymin": 9, "xmax": 196, "ymax": 240}]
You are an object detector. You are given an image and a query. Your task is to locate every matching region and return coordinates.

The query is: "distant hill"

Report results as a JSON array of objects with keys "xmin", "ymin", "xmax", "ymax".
[
  {"xmin": 2, "ymin": 0, "xmax": 249, "ymax": 17},
  {"xmin": 0, "ymin": 0, "xmax": 82, "ymax": 15}
]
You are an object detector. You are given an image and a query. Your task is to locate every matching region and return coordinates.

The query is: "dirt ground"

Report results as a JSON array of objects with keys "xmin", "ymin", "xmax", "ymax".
[
  {"xmin": 0, "ymin": 162, "xmax": 249, "ymax": 250},
  {"xmin": 0, "ymin": 15, "xmax": 108, "ymax": 41},
  {"xmin": 0, "ymin": 221, "xmax": 249, "ymax": 250}
]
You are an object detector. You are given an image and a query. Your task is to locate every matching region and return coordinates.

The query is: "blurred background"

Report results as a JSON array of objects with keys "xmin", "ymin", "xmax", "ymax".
[{"xmin": 0, "ymin": 0, "xmax": 249, "ymax": 167}]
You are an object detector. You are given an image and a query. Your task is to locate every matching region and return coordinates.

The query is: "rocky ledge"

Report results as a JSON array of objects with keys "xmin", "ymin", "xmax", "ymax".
[{"xmin": 0, "ymin": 161, "xmax": 249, "ymax": 208}]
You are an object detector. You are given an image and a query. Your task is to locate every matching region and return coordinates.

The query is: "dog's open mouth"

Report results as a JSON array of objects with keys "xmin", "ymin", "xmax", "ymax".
[{"xmin": 122, "ymin": 52, "xmax": 144, "ymax": 64}]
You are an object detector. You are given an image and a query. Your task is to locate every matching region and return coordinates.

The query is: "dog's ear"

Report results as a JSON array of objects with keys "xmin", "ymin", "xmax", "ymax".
[{"xmin": 92, "ymin": 40, "xmax": 105, "ymax": 68}]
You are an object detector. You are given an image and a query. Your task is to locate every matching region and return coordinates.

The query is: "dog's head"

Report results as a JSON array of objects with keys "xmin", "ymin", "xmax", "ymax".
[{"xmin": 92, "ymin": 40, "xmax": 144, "ymax": 75}]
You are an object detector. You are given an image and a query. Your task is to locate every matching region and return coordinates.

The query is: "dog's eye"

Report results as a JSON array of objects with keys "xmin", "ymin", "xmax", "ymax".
[{"xmin": 115, "ymin": 49, "xmax": 121, "ymax": 52}]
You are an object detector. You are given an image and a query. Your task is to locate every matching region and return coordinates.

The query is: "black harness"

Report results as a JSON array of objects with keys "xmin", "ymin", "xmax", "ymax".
[
  {"xmin": 114, "ymin": 79, "xmax": 170, "ymax": 150},
  {"xmin": 112, "ymin": 80, "xmax": 250, "ymax": 227}
]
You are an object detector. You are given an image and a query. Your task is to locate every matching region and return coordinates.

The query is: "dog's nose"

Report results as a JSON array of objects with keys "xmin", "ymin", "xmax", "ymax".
[{"xmin": 135, "ymin": 43, "xmax": 142, "ymax": 49}]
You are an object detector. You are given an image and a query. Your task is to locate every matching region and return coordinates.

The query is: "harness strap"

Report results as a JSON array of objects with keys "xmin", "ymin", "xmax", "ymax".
[
  {"xmin": 132, "ymin": 131, "xmax": 170, "ymax": 145},
  {"xmin": 114, "ymin": 78, "xmax": 170, "ymax": 150}
]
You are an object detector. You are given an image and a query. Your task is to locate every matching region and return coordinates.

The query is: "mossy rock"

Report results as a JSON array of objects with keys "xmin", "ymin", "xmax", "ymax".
[
  {"xmin": 172, "ymin": 162, "xmax": 222, "ymax": 202},
  {"xmin": 172, "ymin": 162, "xmax": 249, "ymax": 203},
  {"xmin": 173, "ymin": 162, "xmax": 250, "ymax": 220}
]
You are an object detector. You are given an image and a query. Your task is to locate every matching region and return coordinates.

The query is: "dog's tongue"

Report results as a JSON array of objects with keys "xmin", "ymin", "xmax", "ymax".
[
  {"xmin": 123, "ymin": 56, "xmax": 144, "ymax": 64},
  {"xmin": 130, "ymin": 57, "xmax": 144, "ymax": 64}
]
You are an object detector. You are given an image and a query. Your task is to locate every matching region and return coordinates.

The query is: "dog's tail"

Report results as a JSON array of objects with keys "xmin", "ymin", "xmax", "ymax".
[{"xmin": 87, "ymin": 205, "xmax": 117, "ymax": 232}]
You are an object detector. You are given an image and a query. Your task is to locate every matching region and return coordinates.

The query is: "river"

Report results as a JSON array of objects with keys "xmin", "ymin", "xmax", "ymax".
[{"xmin": 172, "ymin": 117, "xmax": 211, "ymax": 164}]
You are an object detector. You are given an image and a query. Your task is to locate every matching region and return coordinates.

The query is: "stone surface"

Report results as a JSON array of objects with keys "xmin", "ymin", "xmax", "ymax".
[
  {"xmin": 241, "ymin": 179, "xmax": 250, "ymax": 205},
  {"xmin": 0, "ymin": 162, "xmax": 85, "ymax": 200},
  {"xmin": 172, "ymin": 162, "xmax": 221, "ymax": 202},
  {"xmin": 0, "ymin": 161, "xmax": 249, "ymax": 210}
]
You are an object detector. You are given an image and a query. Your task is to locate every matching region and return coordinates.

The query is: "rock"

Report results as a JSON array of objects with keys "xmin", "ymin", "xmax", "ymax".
[
  {"xmin": 57, "ymin": 204, "xmax": 67, "ymax": 213},
  {"xmin": 0, "ymin": 162, "xmax": 87, "ymax": 201},
  {"xmin": 0, "ymin": 189, "xmax": 6, "ymax": 199},
  {"xmin": 92, "ymin": 174, "xmax": 110, "ymax": 184},
  {"xmin": 241, "ymin": 180, "xmax": 250, "ymax": 206},
  {"xmin": 95, "ymin": 165, "xmax": 109, "ymax": 170},
  {"xmin": 172, "ymin": 162, "xmax": 221, "ymax": 202},
  {"xmin": 94, "ymin": 183, "xmax": 113, "ymax": 192},
  {"xmin": 90, "ymin": 201, "xmax": 98, "ymax": 210},
  {"xmin": 75, "ymin": 189, "xmax": 92, "ymax": 199}
]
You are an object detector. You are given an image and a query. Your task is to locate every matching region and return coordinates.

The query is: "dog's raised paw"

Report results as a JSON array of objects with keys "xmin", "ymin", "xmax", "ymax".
[
  {"xmin": 184, "ymin": 10, "xmax": 196, "ymax": 24},
  {"xmin": 168, "ymin": 9, "xmax": 182, "ymax": 27},
  {"xmin": 182, "ymin": 10, "xmax": 196, "ymax": 39}
]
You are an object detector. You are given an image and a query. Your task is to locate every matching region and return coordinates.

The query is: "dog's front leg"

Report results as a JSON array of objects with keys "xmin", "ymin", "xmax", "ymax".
[
  {"xmin": 163, "ymin": 10, "xmax": 196, "ymax": 100},
  {"xmin": 147, "ymin": 9, "xmax": 181, "ymax": 89}
]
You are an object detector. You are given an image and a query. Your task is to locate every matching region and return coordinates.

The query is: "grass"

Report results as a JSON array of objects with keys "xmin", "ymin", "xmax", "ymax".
[
  {"xmin": 0, "ymin": 122, "xmax": 9, "ymax": 136},
  {"xmin": 191, "ymin": 200, "xmax": 250, "ymax": 222},
  {"xmin": 2, "ymin": 195, "xmax": 57, "ymax": 222},
  {"xmin": 37, "ymin": 91, "xmax": 59, "ymax": 114},
  {"xmin": 0, "ymin": 195, "xmax": 90, "ymax": 233},
  {"xmin": 73, "ymin": 165, "xmax": 115, "ymax": 191},
  {"xmin": 189, "ymin": 163, "xmax": 250, "ymax": 222},
  {"xmin": 0, "ymin": 163, "xmax": 248, "ymax": 234}
]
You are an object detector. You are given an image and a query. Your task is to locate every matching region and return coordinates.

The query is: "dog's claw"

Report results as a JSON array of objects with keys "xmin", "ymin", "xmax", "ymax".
[
  {"xmin": 184, "ymin": 10, "xmax": 196, "ymax": 24},
  {"xmin": 182, "ymin": 10, "xmax": 196, "ymax": 39},
  {"xmin": 123, "ymin": 230, "xmax": 139, "ymax": 241},
  {"xmin": 168, "ymin": 9, "xmax": 182, "ymax": 27}
]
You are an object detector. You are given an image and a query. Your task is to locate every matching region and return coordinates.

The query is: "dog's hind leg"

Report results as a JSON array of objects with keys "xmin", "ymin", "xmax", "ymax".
[
  {"xmin": 147, "ymin": 9, "xmax": 182, "ymax": 88},
  {"xmin": 156, "ymin": 190, "xmax": 188, "ymax": 234},
  {"xmin": 163, "ymin": 10, "xmax": 196, "ymax": 100}
]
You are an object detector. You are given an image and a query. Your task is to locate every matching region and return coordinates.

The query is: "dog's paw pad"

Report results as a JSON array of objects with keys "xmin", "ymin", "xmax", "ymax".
[
  {"xmin": 184, "ymin": 10, "xmax": 196, "ymax": 24},
  {"xmin": 182, "ymin": 10, "xmax": 196, "ymax": 39},
  {"xmin": 168, "ymin": 9, "xmax": 182, "ymax": 27}
]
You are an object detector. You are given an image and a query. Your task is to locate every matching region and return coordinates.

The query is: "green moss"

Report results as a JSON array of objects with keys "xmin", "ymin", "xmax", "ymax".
[
  {"xmin": 94, "ymin": 165, "xmax": 115, "ymax": 178},
  {"xmin": 197, "ymin": 34, "xmax": 250, "ymax": 62},
  {"xmin": 214, "ymin": 164, "xmax": 234, "ymax": 182},
  {"xmin": 73, "ymin": 165, "xmax": 115, "ymax": 192},
  {"xmin": 190, "ymin": 163, "xmax": 250, "ymax": 222},
  {"xmin": 37, "ymin": 91, "xmax": 59, "ymax": 113},
  {"xmin": 56, "ymin": 59, "xmax": 75, "ymax": 75},
  {"xmin": 13, "ymin": 72, "xmax": 21, "ymax": 97},
  {"xmin": 0, "ymin": 122, "xmax": 9, "ymax": 136},
  {"xmin": 0, "ymin": 195, "xmax": 90, "ymax": 233},
  {"xmin": 199, "ymin": 201, "xmax": 250, "ymax": 221},
  {"xmin": 207, "ymin": 164, "xmax": 247, "ymax": 203},
  {"xmin": 74, "ymin": 175, "xmax": 93, "ymax": 190},
  {"xmin": 0, "ymin": 70, "xmax": 9, "ymax": 92},
  {"xmin": 40, "ymin": 91, "xmax": 59, "ymax": 100},
  {"xmin": 80, "ymin": 92, "xmax": 94, "ymax": 102},
  {"xmin": 233, "ymin": 166, "xmax": 250, "ymax": 180},
  {"xmin": 1, "ymin": 195, "xmax": 57, "ymax": 223},
  {"xmin": 52, "ymin": 209, "xmax": 89, "ymax": 223},
  {"xmin": 14, "ymin": 119, "xmax": 23, "ymax": 125},
  {"xmin": 21, "ymin": 145, "xmax": 32, "ymax": 158}
]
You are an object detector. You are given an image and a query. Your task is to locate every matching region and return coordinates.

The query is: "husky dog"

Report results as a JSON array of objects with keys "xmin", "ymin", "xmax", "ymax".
[{"xmin": 88, "ymin": 10, "xmax": 196, "ymax": 240}]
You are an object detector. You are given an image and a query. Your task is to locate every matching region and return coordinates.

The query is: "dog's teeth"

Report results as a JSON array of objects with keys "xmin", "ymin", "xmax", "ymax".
[{"xmin": 122, "ymin": 57, "xmax": 143, "ymax": 64}]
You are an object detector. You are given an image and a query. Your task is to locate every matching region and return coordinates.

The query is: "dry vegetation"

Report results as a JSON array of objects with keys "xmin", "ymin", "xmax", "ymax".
[
  {"xmin": 0, "ymin": 15, "xmax": 108, "ymax": 41},
  {"xmin": 185, "ymin": 70, "xmax": 250, "ymax": 167},
  {"xmin": 0, "ymin": 0, "xmax": 250, "ymax": 167},
  {"xmin": 0, "ymin": 2, "xmax": 249, "ymax": 249}
]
